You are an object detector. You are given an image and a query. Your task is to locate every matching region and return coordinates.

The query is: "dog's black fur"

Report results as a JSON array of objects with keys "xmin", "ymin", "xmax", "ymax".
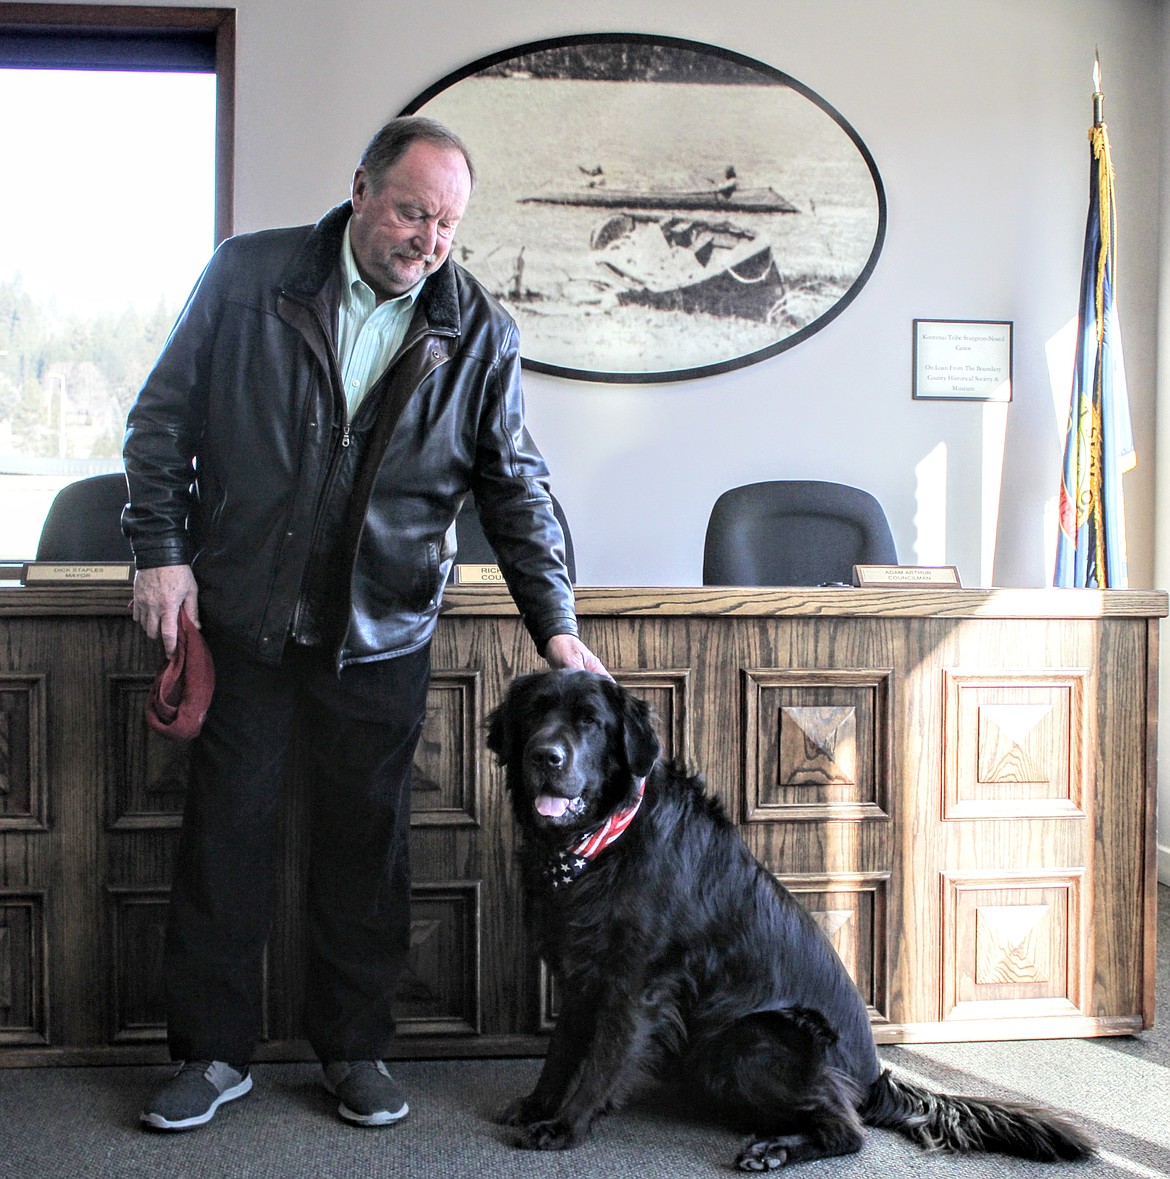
[{"xmin": 487, "ymin": 669, "xmax": 1095, "ymax": 1170}]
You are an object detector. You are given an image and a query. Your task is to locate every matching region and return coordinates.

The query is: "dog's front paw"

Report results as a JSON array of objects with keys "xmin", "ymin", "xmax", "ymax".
[
  {"xmin": 513, "ymin": 1118, "xmax": 586, "ymax": 1151},
  {"xmin": 735, "ymin": 1140, "xmax": 789, "ymax": 1171},
  {"xmin": 496, "ymin": 1093, "xmax": 550, "ymax": 1126}
]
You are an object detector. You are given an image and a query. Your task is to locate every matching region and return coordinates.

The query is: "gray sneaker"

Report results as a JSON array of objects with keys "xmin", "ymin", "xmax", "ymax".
[
  {"xmin": 323, "ymin": 1060, "xmax": 409, "ymax": 1126},
  {"xmin": 140, "ymin": 1060, "xmax": 252, "ymax": 1131}
]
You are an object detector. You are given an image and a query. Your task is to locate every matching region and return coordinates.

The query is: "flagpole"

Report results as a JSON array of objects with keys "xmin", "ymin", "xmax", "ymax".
[{"xmin": 1054, "ymin": 52, "xmax": 1134, "ymax": 589}]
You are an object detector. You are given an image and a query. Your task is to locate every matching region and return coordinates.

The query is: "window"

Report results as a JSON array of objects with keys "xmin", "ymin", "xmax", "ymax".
[{"xmin": 0, "ymin": 4, "xmax": 233, "ymax": 558}]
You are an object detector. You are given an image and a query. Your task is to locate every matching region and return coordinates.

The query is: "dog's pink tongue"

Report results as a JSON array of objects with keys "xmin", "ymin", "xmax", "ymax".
[{"xmin": 536, "ymin": 794, "xmax": 571, "ymax": 818}]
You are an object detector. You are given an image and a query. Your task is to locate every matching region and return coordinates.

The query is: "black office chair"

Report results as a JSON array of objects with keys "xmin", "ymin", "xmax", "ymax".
[
  {"xmin": 702, "ymin": 480, "xmax": 896, "ymax": 586},
  {"xmin": 455, "ymin": 491, "xmax": 576, "ymax": 583},
  {"xmin": 36, "ymin": 472, "xmax": 135, "ymax": 562}
]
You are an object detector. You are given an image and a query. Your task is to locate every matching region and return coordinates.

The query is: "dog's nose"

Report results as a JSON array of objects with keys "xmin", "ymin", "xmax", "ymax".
[{"xmin": 528, "ymin": 742, "xmax": 567, "ymax": 770}]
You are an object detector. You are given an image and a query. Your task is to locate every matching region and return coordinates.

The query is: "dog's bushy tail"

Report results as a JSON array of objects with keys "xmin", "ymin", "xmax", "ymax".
[{"xmin": 860, "ymin": 1068, "xmax": 1095, "ymax": 1163}]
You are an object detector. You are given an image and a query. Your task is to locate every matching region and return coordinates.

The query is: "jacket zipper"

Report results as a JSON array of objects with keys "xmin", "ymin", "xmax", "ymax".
[{"xmin": 288, "ymin": 296, "xmax": 351, "ymax": 638}]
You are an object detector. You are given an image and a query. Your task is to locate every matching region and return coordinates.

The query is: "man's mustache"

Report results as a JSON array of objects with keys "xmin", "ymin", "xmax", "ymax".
[{"xmin": 391, "ymin": 247, "xmax": 437, "ymax": 264}]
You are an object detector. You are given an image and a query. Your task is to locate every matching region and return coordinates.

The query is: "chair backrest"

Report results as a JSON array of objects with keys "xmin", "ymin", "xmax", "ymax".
[
  {"xmin": 455, "ymin": 492, "xmax": 576, "ymax": 583},
  {"xmin": 36, "ymin": 473, "xmax": 134, "ymax": 563},
  {"xmin": 702, "ymin": 480, "xmax": 897, "ymax": 586}
]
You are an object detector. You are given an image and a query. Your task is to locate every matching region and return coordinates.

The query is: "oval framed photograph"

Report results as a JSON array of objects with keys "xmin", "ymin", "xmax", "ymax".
[{"xmin": 402, "ymin": 34, "xmax": 886, "ymax": 383}]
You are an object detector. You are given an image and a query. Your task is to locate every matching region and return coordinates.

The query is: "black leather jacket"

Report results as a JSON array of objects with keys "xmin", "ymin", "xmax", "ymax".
[{"xmin": 122, "ymin": 202, "xmax": 577, "ymax": 667}]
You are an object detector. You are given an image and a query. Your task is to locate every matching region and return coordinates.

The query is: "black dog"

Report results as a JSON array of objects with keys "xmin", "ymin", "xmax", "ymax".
[{"xmin": 487, "ymin": 669, "xmax": 1095, "ymax": 1170}]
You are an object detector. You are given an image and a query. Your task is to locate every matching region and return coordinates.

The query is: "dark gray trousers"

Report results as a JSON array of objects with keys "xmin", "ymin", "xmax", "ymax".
[{"xmin": 163, "ymin": 634, "xmax": 431, "ymax": 1066}]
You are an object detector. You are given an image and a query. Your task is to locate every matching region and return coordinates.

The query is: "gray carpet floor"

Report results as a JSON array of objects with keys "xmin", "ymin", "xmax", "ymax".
[{"xmin": 2, "ymin": 885, "xmax": 1166, "ymax": 1179}]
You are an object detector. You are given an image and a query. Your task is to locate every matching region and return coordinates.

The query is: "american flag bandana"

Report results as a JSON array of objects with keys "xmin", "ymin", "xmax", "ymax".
[{"xmin": 542, "ymin": 777, "xmax": 647, "ymax": 891}]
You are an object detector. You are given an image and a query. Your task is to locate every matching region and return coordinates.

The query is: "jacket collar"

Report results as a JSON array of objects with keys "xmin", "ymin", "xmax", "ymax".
[{"xmin": 280, "ymin": 201, "xmax": 460, "ymax": 337}]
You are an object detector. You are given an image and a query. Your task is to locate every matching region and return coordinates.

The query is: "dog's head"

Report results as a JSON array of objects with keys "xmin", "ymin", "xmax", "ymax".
[{"xmin": 486, "ymin": 670, "xmax": 660, "ymax": 839}]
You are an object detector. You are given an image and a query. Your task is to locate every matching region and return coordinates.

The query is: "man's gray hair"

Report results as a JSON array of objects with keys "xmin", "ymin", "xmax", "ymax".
[{"xmin": 359, "ymin": 115, "xmax": 476, "ymax": 192}]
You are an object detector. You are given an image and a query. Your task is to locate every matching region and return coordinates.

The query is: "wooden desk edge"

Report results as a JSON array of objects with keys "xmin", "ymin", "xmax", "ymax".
[
  {"xmin": 1, "ymin": 584, "xmax": 1166, "ymax": 620},
  {"xmin": 447, "ymin": 585, "xmax": 1170, "ymax": 619}
]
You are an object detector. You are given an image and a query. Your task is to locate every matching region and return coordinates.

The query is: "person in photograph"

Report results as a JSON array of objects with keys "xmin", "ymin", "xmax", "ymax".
[{"xmin": 123, "ymin": 114, "xmax": 603, "ymax": 1132}]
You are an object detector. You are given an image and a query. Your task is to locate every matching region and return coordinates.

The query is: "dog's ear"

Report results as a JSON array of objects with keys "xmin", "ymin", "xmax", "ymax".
[
  {"xmin": 607, "ymin": 679, "xmax": 661, "ymax": 778},
  {"xmin": 486, "ymin": 672, "xmax": 542, "ymax": 767},
  {"xmin": 485, "ymin": 695, "xmax": 514, "ymax": 766}
]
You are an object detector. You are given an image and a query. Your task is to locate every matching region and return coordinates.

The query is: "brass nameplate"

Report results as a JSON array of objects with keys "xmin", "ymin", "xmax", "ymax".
[
  {"xmin": 853, "ymin": 564, "xmax": 962, "ymax": 588},
  {"xmin": 22, "ymin": 562, "xmax": 134, "ymax": 584},
  {"xmin": 454, "ymin": 563, "xmax": 506, "ymax": 585}
]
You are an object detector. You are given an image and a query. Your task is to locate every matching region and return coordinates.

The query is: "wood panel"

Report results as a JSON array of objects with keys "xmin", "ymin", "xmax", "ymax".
[
  {"xmin": 783, "ymin": 873, "xmax": 890, "ymax": 1023},
  {"xmin": 0, "ymin": 890, "xmax": 47, "ymax": 1045},
  {"xmin": 0, "ymin": 585, "xmax": 1161, "ymax": 1065},
  {"xmin": 743, "ymin": 667, "xmax": 892, "ymax": 821},
  {"xmin": 940, "ymin": 871, "xmax": 1084, "ymax": 1022}
]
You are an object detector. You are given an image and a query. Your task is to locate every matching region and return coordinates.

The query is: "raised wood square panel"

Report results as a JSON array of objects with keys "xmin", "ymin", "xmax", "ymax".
[
  {"xmin": 941, "ymin": 872, "xmax": 1085, "ymax": 1022},
  {"xmin": 0, "ymin": 891, "xmax": 48, "ymax": 1045},
  {"xmin": 943, "ymin": 672, "xmax": 1086, "ymax": 819},
  {"xmin": 0, "ymin": 676, "xmax": 47, "ymax": 831},
  {"xmin": 613, "ymin": 669, "xmax": 690, "ymax": 764},
  {"xmin": 782, "ymin": 874, "xmax": 889, "ymax": 1022},
  {"xmin": 108, "ymin": 888, "xmax": 271, "ymax": 1044},
  {"xmin": 743, "ymin": 669, "xmax": 891, "ymax": 821},
  {"xmin": 411, "ymin": 671, "xmax": 480, "ymax": 827},
  {"xmin": 107, "ymin": 887, "xmax": 169, "ymax": 1043},
  {"xmin": 396, "ymin": 881, "xmax": 481, "ymax": 1036},
  {"xmin": 781, "ymin": 706, "xmax": 857, "ymax": 784},
  {"xmin": 106, "ymin": 674, "xmax": 188, "ymax": 830}
]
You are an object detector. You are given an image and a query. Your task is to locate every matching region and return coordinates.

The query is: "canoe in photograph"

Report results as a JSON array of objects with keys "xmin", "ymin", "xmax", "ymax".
[{"xmin": 520, "ymin": 185, "xmax": 799, "ymax": 214}]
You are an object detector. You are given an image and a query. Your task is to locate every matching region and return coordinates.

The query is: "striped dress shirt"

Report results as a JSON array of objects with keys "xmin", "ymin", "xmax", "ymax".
[{"xmin": 336, "ymin": 222, "xmax": 424, "ymax": 415}]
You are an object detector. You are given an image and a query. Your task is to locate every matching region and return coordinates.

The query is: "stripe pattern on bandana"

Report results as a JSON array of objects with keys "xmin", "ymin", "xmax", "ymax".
[{"xmin": 543, "ymin": 778, "xmax": 647, "ymax": 891}]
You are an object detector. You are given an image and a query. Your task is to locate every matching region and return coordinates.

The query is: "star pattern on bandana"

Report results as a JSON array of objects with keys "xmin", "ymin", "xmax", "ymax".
[{"xmin": 544, "ymin": 851, "xmax": 592, "ymax": 890}]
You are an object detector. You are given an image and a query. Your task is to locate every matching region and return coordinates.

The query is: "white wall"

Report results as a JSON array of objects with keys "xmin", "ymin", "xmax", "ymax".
[{"xmin": 26, "ymin": 0, "xmax": 1168, "ymax": 870}]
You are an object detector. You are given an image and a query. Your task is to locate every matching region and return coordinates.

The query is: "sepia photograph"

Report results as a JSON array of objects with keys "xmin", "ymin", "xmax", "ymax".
[{"xmin": 404, "ymin": 34, "xmax": 887, "ymax": 382}]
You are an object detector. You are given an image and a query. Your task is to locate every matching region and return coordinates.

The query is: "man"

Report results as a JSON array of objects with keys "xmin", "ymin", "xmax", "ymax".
[{"xmin": 123, "ymin": 116, "xmax": 604, "ymax": 1132}]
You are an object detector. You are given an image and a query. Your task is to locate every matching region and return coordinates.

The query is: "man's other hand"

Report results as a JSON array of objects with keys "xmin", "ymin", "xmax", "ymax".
[{"xmin": 132, "ymin": 565, "xmax": 200, "ymax": 658}]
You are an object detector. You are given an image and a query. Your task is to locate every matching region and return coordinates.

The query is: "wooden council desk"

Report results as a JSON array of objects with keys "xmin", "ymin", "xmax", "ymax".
[{"xmin": 0, "ymin": 584, "xmax": 1163, "ymax": 1065}]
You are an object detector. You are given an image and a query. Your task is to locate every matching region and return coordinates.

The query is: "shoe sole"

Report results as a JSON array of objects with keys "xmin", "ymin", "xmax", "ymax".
[
  {"xmin": 336, "ymin": 1100, "xmax": 409, "ymax": 1127},
  {"xmin": 140, "ymin": 1072, "xmax": 253, "ymax": 1131}
]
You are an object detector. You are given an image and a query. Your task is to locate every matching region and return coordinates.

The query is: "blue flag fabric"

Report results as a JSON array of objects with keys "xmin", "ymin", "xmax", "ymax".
[{"xmin": 1055, "ymin": 124, "xmax": 1135, "ymax": 588}]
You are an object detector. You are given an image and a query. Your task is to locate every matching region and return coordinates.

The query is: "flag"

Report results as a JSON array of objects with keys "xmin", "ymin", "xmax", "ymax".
[{"xmin": 1055, "ymin": 82, "xmax": 1135, "ymax": 588}]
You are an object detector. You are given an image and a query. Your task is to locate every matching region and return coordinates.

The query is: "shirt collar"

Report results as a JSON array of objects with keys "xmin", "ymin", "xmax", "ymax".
[{"xmin": 341, "ymin": 220, "xmax": 425, "ymax": 309}]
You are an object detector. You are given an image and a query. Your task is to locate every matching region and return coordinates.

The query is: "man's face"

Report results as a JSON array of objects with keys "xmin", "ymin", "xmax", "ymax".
[{"xmin": 349, "ymin": 140, "xmax": 472, "ymax": 301}]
